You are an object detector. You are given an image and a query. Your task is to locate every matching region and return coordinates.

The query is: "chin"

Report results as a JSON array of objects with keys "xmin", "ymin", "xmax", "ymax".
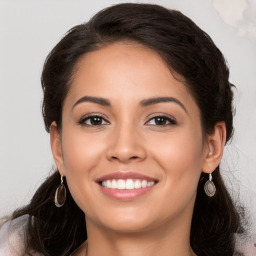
[{"xmin": 92, "ymin": 207, "xmax": 160, "ymax": 233}]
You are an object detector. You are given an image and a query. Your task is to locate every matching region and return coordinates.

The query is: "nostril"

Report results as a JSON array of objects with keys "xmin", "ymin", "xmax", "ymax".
[
  {"xmin": 106, "ymin": 145, "xmax": 147, "ymax": 163},
  {"xmin": 110, "ymin": 155, "xmax": 140, "ymax": 161}
]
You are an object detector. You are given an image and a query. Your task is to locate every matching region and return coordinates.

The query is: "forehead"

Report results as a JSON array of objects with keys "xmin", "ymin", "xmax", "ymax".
[{"xmin": 64, "ymin": 42, "xmax": 197, "ymax": 112}]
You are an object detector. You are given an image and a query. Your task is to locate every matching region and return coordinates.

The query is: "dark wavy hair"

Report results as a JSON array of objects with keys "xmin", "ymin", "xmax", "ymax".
[{"xmin": 12, "ymin": 3, "xmax": 244, "ymax": 255}]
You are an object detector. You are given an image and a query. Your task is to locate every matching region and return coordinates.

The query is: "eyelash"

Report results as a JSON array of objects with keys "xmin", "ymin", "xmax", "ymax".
[
  {"xmin": 146, "ymin": 115, "xmax": 177, "ymax": 126},
  {"xmin": 78, "ymin": 114, "xmax": 177, "ymax": 127},
  {"xmin": 79, "ymin": 114, "xmax": 109, "ymax": 127}
]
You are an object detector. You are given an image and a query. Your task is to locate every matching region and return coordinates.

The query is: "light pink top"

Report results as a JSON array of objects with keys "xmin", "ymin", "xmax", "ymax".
[{"xmin": 0, "ymin": 215, "xmax": 30, "ymax": 255}]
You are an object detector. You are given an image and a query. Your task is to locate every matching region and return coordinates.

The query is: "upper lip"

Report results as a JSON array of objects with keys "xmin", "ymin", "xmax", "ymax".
[{"xmin": 95, "ymin": 171, "xmax": 158, "ymax": 183}]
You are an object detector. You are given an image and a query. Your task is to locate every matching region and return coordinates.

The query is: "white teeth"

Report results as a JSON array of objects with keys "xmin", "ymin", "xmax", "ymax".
[
  {"xmin": 141, "ymin": 180, "xmax": 147, "ymax": 188},
  {"xmin": 117, "ymin": 179, "xmax": 126, "ymax": 189},
  {"xmin": 101, "ymin": 179, "xmax": 155, "ymax": 189},
  {"xmin": 147, "ymin": 181, "xmax": 155, "ymax": 187},
  {"xmin": 111, "ymin": 179, "xmax": 117, "ymax": 189},
  {"xmin": 107, "ymin": 180, "xmax": 112, "ymax": 188},
  {"xmin": 126, "ymin": 179, "xmax": 135, "ymax": 189},
  {"xmin": 134, "ymin": 179, "xmax": 141, "ymax": 189}
]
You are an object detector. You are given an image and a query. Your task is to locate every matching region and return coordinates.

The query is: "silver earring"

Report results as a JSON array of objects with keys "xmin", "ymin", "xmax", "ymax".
[
  {"xmin": 54, "ymin": 175, "xmax": 66, "ymax": 207},
  {"xmin": 204, "ymin": 173, "xmax": 216, "ymax": 197}
]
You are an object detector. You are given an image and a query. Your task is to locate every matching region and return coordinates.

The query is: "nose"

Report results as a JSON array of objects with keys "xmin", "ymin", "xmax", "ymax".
[{"xmin": 106, "ymin": 123, "xmax": 147, "ymax": 163}]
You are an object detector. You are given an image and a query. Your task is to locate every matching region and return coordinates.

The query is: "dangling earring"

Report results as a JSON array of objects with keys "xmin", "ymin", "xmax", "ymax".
[
  {"xmin": 54, "ymin": 175, "xmax": 66, "ymax": 207},
  {"xmin": 204, "ymin": 173, "xmax": 216, "ymax": 197}
]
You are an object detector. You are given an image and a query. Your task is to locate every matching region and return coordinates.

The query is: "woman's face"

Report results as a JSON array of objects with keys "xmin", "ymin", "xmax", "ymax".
[{"xmin": 52, "ymin": 42, "xmax": 211, "ymax": 233}]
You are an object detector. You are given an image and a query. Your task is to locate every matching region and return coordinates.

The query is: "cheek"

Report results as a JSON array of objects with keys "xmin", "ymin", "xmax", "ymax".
[
  {"xmin": 142, "ymin": 132, "xmax": 203, "ymax": 221},
  {"xmin": 151, "ymin": 128, "xmax": 203, "ymax": 167},
  {"xmin": 60, "ymin": 130, "xmax": 106, "ymax": 206},
  {"xmin": 149, "ymin": 128, "xmax": 203, "ymax": 199},
  {"xmin": 62, "ymin": 129, "xmax": 105, "ymax": 173}
]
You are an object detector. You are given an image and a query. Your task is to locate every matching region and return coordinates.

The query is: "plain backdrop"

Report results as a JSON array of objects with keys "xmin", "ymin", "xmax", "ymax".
[{"xmin": 0, "ymin": 0, "xmax": 255, "ymax": 230}]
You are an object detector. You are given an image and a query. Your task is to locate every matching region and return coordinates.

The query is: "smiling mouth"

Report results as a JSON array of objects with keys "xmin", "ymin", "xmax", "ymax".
[
  {"xmin": 100, "ymin": 179, "xmax": 156, "ymax": 190},
  {"xmin": 96, "ymin": 171, "xmax": 158, "ymax": 200}
]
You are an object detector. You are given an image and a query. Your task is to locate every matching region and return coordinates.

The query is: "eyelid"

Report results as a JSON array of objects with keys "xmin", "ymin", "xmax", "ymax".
[
  {"xmin": 78, "ymin": 113, "xmax": 110, "ymax": 125},
  {"xmin": 145, "ymin": 113, "xmax": 177, "ymax": 125}
]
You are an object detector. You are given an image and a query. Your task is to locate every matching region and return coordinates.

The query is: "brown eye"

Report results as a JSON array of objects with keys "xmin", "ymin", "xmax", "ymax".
[
  {"xmin": 147, "ymin": 116, "xmax": 176, "ymax": 126},
  {"xmin": 80, "ymin": 115, "xmax": 109, "ymax": 126}
]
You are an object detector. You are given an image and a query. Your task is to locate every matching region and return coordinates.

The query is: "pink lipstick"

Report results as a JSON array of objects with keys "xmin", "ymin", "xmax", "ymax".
[{"xmin": 96, "ymin": 171, "xmax": 158, "ymax": 200}]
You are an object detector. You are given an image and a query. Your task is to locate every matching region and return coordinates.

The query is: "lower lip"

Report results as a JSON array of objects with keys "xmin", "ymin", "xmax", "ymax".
[{"xmin": 99, "ymin": 185, "xmax": 155, "ymax": 200}]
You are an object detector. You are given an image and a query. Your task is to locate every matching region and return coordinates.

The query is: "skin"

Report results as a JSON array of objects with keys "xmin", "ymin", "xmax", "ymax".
[{"xmin": 51, "ymin": 42, "xmax": 226, "ymax": 256}]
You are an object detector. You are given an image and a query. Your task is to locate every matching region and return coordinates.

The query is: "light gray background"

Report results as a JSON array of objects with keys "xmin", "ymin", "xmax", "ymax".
[{"xmin": 0, "ymin": 0, "xmax": 255, "ymax": 229}]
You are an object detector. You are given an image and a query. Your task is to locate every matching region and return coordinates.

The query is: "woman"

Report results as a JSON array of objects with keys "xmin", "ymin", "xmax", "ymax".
[{"xmin": 0, "ymin": 3, "xmax": 246, "ymax": 256}]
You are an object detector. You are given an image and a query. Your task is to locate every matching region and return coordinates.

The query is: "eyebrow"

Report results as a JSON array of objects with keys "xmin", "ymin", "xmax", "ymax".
[
  {"xmin": 72, "ymin": 96, "xmax": 111, "ymax": 109},
  {"xmin": 72, "ymin": 95, "xmax": 187, "ymax": 113},
  {"xmin": 140, "ymin": 97, "xmax": 187, "ymax": 113}
]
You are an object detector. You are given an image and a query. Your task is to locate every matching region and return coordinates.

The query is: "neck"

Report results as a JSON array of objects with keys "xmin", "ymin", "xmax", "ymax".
[{"xmin": 85, "ymin": 213, "xmax": 196, "ymax": 256}]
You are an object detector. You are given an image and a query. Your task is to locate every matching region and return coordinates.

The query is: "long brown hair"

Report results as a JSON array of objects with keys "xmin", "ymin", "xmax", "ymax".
[{"xmin": 12, "ymin": 3, "xmax": 244, "ymax": 255}]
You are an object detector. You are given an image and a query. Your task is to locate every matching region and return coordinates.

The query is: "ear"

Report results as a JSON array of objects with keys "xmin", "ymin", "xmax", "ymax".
[
  {"xmin": 50, "ymin": 122, "xmax": 66, "ymax": 176},
  {"xmin": 202, "ymin": 121, "xmax": 226, "ymax": 174}
]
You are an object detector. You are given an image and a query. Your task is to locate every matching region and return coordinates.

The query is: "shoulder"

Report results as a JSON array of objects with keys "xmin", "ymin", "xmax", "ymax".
[{"xmin": 0, "ymin": 215, "xmax": 28, "ymax": 256}]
